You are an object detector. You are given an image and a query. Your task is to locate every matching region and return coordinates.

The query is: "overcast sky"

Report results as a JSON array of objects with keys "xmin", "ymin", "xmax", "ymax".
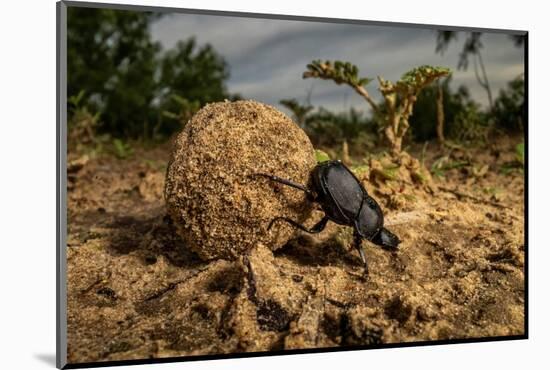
[{"xmin": 150, "ymin": 13, "xmax": 524, "ymax": 115}]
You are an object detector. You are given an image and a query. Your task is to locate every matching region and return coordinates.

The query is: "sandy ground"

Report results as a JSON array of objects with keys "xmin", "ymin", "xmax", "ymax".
[{"xmin": 65, "ymin": 136, "xmax": 525, "ymax": 364}]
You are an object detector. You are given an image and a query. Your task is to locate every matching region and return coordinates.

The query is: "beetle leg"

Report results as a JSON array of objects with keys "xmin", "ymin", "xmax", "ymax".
[
  {"xmin": 309, "ymin": 216, "xmax": 330, "ymax": 233},
  {"xmin": 269, "ymin": 216, "xmax": 329, "ymax": 234},
  {"xmin": 250, "ymin": 173, "xmax": 315, "ymax": 201},
  {"xmin": 353, "ymin": 231, "xmax": 369, "ymax": 275}
]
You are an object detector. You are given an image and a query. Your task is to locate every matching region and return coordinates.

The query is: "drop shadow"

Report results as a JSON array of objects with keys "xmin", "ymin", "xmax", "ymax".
[{"xmin": 33, "ymin": 353, "xmax": 56, "ymax": 367}]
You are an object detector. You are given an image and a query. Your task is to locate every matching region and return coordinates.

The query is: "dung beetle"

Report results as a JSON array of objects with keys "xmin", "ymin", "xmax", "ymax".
[{"xmin": 254, "ymin": 160, "xmax": 400, "ymax": 274}]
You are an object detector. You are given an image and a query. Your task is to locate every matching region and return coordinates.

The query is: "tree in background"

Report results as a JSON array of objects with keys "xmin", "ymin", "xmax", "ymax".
[
  {"xmin": 68, "ymin": 8, "xmax": 160, "ymax": 138},
  {"xmin": 436, "ymin": 32, "xmax": 495, "ymax": 111},
  {"xmin": 159, "ymin": 39, "xmax": 229, "ymax": 103},
  {"xmin": 67, "ymin": 7, "xmax": 232, "ymax": 139},
  {"xmin": 410, "ymin": 78, "xmax": 492, "ymax": 144},
  {"xmin": 157, "ymin": 39, "xmax": 231, "ymax": 135},
  {"xmin": 493, "ymin": 75, "xmax": 525, "ymax": 132},
  {"xmin": 279, "ymin": 98, "xmax": 313, "ymax": 128},
  {"xmin": 435, "ymin": 31, "xmax": 525, "ymax": 112}
]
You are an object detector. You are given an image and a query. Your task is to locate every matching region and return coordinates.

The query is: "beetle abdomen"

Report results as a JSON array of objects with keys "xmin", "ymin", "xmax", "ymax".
[{"xmin": 357, "ymin": 197, "xmax": 384, "ymax": 238}]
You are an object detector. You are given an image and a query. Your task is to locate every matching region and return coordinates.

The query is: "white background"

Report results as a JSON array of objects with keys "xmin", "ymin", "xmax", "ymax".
[{"xmin": 0, "ymin": 0, "xmax": 546, "ymax": 369}]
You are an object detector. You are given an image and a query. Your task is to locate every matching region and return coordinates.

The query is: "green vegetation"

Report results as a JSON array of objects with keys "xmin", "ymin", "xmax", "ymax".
[
  {"xmin": 500, "ymin": 142, "xmax": 525, "ymax": 174},
  {"xmin": 304, "ymin": 108, "xmax": 378, "ymax": 155},
  {"xmin": 516, "ymin": 142, "xmax": 525, "ymax": 166},
  {"xmin": 68, "ymin": 89, "xmax": 101, "ymax": 147},
  {"xmin": 435, "ymin": 31, "xmax": 524, "ymax": 111},
  {"xmin": 162, "ymin": 94, "xmax": 201, "ymax": 130},
  {"xmin": 67, "ymin": 8, "xmax": 232, "ymax": 140},
  {"xmin": 314, "ymin": 149, "xmax": 331, "ymax": 163},
  {"xmin": 66, "ymin": 6, "xmax": 525, "ymax": 192},
  {"xmin": 430, "ymin": 156, "xmax": 470, "ymax": 179},
  {"xmin": 112, "ymin": 139, "xmax": 134, "ymax": 159},
  {"xmin": 411, "ymin": 78, "xmax": 483, "ymax": 143},
  {"xmin": 280, "ymin": 98, "xmax": 313, "ymax": 128},
  {"xmin": 493, "ymin": 75, "xmax": 525, "ymax": 132},
  {"xmin": 304, "ymin": 60, "xmax": 450, "ymax": 155}
]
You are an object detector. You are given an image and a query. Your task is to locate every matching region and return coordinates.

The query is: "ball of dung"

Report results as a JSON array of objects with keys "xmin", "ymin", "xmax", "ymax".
[{"xmin": 164, "ymin": 100, "xmax": 316, "ymax": 260}]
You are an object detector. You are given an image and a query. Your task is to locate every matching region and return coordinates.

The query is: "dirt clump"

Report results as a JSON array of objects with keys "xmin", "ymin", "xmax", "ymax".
[{"xmin": 164, "ymin": 100, "xmax": 316, "ymax": 260}]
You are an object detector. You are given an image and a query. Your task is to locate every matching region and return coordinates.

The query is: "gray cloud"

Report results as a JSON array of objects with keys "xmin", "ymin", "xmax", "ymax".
[{"xmin": 150, "ymin": 13, "xmax": 524, "ymax": 114}]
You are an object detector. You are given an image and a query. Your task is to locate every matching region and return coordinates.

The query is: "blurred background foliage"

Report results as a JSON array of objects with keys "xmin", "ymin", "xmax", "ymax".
[
  {"xmin": 67, "ymin": 7, "xmax": 233, "ymax": 141},
  {"xmin": 67, "ymin": 7, "xmax": 525, "ymax": 159}
]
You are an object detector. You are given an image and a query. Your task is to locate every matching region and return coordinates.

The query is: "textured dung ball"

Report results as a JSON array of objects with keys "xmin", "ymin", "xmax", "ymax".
[{"xmin": 164, "ymin": 100, "xmax": 316, "ymax": 260}]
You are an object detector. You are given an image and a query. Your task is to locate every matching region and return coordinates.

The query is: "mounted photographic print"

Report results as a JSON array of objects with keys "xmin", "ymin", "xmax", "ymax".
[{"xmin": 56, "ymin": 1, "xmax": 527, "ymax": 368}]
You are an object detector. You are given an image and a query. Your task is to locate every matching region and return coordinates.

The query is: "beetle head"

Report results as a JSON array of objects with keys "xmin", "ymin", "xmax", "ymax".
[{"xmin": 370, "ymin": 227, "xmax": 400, "ymax": 250}]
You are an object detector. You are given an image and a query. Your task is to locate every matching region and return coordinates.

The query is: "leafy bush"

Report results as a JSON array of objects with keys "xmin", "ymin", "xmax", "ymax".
[
  {"xmin": 161, "ymin": 94, "xmax": 201, "ymax": 132},
  {"xmin": 410, "ymin": 78, "xmax": 492, "ymax": 144},
  {"xmin": 304, "ymin": 107, "xmax": 378, "ymax": 156},
  {"xmin": 304, "ymin": 60, "xmax": 450, "ymax": 154},
  {"xmin": 500, "ymin": 142, "xmax": 525, "ymax": 174},
  {"xmin": 67, "ymin": 8, "xmax": 232, "ymax": 140},
  {"xmin": 516, "ymin": 142, "xmax": 525, "ymax": 166},
  {"xmin": 314, "ymin": 149, "xmax": 331, "ymax": 163},
  {"xmin": 448, "ymin": 103, "xmax": 489, "ymax": 144},
  {"xmin": 68, "ymin": 90, "xmax": 102, "ymax": 151},
  {"xmin": 112, "ymin": 139, "xmax": 134, "ymax": 159},
  {"xmin": 493, "ymin": 75, "xmax": 525, "ymax": 132},
  {"xmin": 280, "ymin": 98, "xmax": 313, "ymax": 128}
]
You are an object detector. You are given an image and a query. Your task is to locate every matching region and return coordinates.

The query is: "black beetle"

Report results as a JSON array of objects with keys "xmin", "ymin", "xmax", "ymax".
[{"xmin": 254, "ymin": 160, "xmax": 400, "ymax": 274}]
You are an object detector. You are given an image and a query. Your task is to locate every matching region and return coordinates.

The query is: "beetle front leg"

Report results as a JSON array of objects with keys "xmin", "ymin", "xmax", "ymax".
[
  {"xmin": 353, "ymin": 231, "xmax": 369, "ymax": 275},
  {"xmin": 250, "ymin": 173, "xmax": 315, "ymax": 201}
]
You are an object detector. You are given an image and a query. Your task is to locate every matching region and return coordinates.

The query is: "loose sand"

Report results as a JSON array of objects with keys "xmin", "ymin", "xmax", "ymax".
[{"xmin": 66, "ymin": 128, "xmax": 524, "ymax": 364}]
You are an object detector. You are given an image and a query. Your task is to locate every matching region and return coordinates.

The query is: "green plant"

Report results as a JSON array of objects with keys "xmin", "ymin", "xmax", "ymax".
[
  {"xmin": 68, "ymin": 8, "xmax": 161, "ymax": 139},
  {"xmin": 68, "ymin": 90, "xmax": 102, "ymax": 151},
  {"xmin": 435, "ymin": 31, "xmax": 525, "ymax": 112},
  {"xmin": 493, "ymin": 75, "xmax": 525, "ymax": 132},
  {"xmin": 112, "ymin": 139, "xmax": 134, "ymax": 159},
  {"xmin": 314, "ymin": 149, "xmax": 331, "ymax": 163},
  {"xmin": 500, "ymin": 142, "xmax": 525, "ymax": 174},
  {"xmin": 280, "ymin": 98, "xmax": 313, "ymax": 128},
  {"xmin": 516, "ymin": 142, "xmax": 525, "ymax": 166},
  {"xmin": 304, "ymin": 107, "xmax": 378, "ymax": 155},
  {"xmin": 68, "ymin": 8, "xmax": 232, "ymax": 139},
  {"xmin": 158, "ymin": 38, "xmax": 232, "ymax": 112},
  {"xmin": 378, "ymin": 65, "xmax": 451, "ymax": 154},
  {"xmin": 351, "ymin": 164, "xmax": 370, "ymax": 177},
  {"xmin": 430, "ymin": 155, "xmax": 469, "ymax": 178},
  {"xmin": 448, "ymin": 103, "xmax": 489, "ymax": 144},
  {"xmin": 482, "ymin": 186, "xmax": 503, "ymax": 200},
  {"xmin": 410, "ymin": 79, "xmax": 489, "ymax": 144},
  {"xmin": 143, "ymin": 159, "xmax": 167, "ymax": 172},
  {"xmin": 304, "ymin": 60, "xmax": 450, "ymax": 155},
  {"xmin": 162, "ymin": 94, "xmax": 201, "ymax": 127}
]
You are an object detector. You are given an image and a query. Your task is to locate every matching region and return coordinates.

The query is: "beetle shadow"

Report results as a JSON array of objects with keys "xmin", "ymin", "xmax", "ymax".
[{"xmin": 274, "ymin": 233, "xmax": 364, "ymax": 268}]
